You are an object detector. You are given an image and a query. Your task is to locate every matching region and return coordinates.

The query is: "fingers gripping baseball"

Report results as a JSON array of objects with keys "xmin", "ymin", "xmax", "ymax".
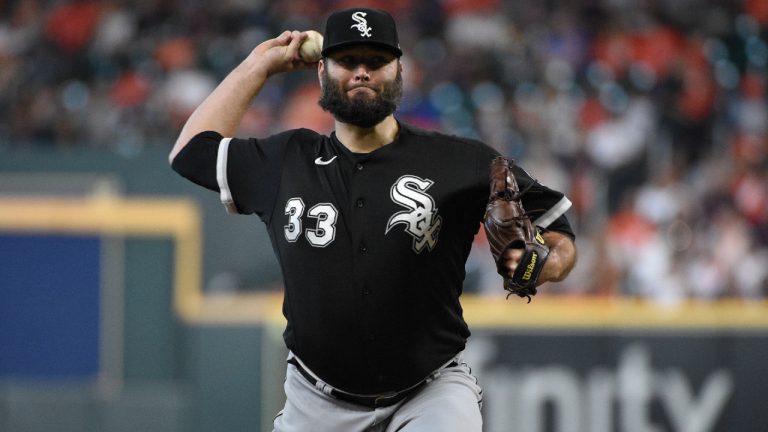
[
  {"xmin": 483, "ymin": 157, "xmax": 550, "ymax": 302},
  {"xmin": 253, "ymin": 31, "xmax": 315, "ymax": 77}
]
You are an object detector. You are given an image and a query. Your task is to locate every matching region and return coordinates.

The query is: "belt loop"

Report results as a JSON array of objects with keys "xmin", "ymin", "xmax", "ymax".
[
  {"xmin": 317, "ymin": 381, "xmax": 333, "ymax": 396},
  {"xmin": 427, "ymin": 370, "xmax": 441, "ymax": 383},
  {"xmin": 453, "ymin": 350, "xmax": 464, "ymax": 365}
]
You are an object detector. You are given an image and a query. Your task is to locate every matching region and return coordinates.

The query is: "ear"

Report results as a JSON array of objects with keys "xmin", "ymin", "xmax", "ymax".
[{"xmin": 318, "ymin": 59, "xmax": 325, "ymax": 89}]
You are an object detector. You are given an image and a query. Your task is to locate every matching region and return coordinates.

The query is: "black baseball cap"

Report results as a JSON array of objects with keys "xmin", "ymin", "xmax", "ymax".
[{"xmin": 321, "ymin": 8, "xmax": 402, "ymax": 58}]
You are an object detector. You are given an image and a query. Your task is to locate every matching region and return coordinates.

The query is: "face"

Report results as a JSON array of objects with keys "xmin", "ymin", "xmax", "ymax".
[{"xmin": 318, "ymin": 46, "xmax": 403, "ymax": 128}]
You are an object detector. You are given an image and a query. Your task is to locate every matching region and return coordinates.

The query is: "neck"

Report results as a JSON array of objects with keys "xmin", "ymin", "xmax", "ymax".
[{"xmin": 335, "ymin": 116, "xmax": 399, "ymax": 153}]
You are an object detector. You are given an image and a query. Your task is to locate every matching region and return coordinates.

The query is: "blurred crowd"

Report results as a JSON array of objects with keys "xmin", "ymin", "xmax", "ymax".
[{"xmin": 1, "ymin": 0, "xmax": 766, "ymax": 301}]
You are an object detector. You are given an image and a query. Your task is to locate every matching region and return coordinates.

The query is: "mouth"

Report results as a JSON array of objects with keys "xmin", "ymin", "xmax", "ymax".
[{"xmin": 347, "ymin": 85, "xmax": 376, "ymax": 95}]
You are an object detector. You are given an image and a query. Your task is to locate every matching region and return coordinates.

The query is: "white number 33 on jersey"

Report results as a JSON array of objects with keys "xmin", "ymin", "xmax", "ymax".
[{"xmin": 283, "ymin": 198, "xmax": 339, "ymax": 247}]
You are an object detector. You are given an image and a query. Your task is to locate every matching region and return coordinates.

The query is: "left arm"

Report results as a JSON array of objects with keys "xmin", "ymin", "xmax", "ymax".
[
  {"xmin": 501, "ymin": 230, "xmax": 576, "ymax": 286},
  {"xmin": 538, "ymin": 231, "xmax": 576, "ymax": 284}
]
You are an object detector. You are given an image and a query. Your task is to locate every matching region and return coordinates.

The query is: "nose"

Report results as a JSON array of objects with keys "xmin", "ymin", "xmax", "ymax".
[{"xmin": 353, "ymin": 64, "xmax": 370, "ymax": 82}]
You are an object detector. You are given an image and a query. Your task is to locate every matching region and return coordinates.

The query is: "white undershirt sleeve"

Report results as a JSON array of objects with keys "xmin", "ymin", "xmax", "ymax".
[
  {"xmin": 216, "ymin": 137, "xmax": 238, "ymax": 214},
  {"xmin": 533, "ymin": 196, "xmax": 572, "ymax": 228}
]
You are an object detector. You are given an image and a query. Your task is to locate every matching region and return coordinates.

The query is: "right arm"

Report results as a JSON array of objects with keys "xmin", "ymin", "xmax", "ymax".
[{"xmin": 168, "ymin": 30, "xmax": 312, "ymax": 164}]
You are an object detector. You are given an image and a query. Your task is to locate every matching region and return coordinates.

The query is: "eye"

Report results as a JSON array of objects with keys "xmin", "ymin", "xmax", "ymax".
[
  {"xmin": 333, "ymin": 56, "xmax": 355, "ymax": 68},
  {"xmin": 371, "ymin": 57, "xmax": 386, "ymax": 67}
]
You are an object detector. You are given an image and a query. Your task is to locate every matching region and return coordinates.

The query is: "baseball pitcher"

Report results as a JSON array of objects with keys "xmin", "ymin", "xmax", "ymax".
[{"xmin": 170, "ymin": 7, "xmax": 577, "ymax": 432}]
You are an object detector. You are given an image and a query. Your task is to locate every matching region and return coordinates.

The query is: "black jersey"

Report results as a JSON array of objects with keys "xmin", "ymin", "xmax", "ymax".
[{"xmin": 172, "ymin": 121, "xmax": 574, "ymax": 394}]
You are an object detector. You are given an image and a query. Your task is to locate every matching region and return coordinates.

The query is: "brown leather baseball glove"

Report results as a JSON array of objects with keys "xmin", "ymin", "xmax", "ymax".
[{"xmin": 483, "ymin": 156, "xmax": 549, "ymax": 302}]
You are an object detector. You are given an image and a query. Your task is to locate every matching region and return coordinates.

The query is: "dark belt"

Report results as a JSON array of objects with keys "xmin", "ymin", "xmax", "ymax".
[{"xmin": 287, "ymin": 358, "xmax": 457, "ymax": 408}]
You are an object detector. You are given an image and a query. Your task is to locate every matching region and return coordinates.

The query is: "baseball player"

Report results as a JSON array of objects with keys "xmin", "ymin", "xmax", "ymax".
[{"xmin": 170, "ymin": 8, "xmax": 576, "ymax": 432}]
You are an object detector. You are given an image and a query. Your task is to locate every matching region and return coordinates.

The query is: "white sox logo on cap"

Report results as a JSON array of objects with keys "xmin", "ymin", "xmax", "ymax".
[
  {"xmin": 350, "ymin": 11, "xmax": 372, "ymax": 37},
  {"xmin": 321, "ymin": 8, "xmax": 402, "ymax": 57}
]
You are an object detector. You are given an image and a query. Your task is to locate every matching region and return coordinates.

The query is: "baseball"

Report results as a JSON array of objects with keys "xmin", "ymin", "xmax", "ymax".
[{"xmin": 299, "ymin": 30, "xmax": 323, "ymax": 62}]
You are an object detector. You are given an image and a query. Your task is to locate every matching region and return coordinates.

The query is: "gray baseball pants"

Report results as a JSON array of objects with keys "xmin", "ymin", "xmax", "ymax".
[{"xmin": 272, "ymin": 353, "xmax": 483, "ymax": 432}]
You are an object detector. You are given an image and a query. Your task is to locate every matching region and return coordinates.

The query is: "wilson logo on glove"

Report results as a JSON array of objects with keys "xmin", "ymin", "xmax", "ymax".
[{"xmin": 521, "ymin": 252, "xmax": 538, "ymax": 281}]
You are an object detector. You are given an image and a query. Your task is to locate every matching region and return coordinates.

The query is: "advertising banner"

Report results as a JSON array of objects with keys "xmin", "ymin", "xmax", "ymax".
[{"xmin": 465, "ymin": 329, "xmax": 768, "ymax": 432}]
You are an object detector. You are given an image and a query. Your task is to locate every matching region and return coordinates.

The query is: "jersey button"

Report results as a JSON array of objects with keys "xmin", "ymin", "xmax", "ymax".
[
  {"xmin": 356, "ymin": 198, "xmax": 365, "ymax": 208},
  {"xmin": 360, "ymin": 245, "xmax": 368, "ymax": 253},
  {"xmin": 356, "ymin": 163, "xmax": 364, "ymax": 171}
]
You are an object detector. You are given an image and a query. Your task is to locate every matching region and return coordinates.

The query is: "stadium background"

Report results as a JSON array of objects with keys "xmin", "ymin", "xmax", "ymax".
[{"xmin": 1, "ymin": 0, "xmax": 767, "ymax": 431}]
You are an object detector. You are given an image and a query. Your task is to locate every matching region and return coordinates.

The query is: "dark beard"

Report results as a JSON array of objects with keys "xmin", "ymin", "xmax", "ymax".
[{"xmin": 318, "ymin": 67, "xmax": 403, "ymax": 128}]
